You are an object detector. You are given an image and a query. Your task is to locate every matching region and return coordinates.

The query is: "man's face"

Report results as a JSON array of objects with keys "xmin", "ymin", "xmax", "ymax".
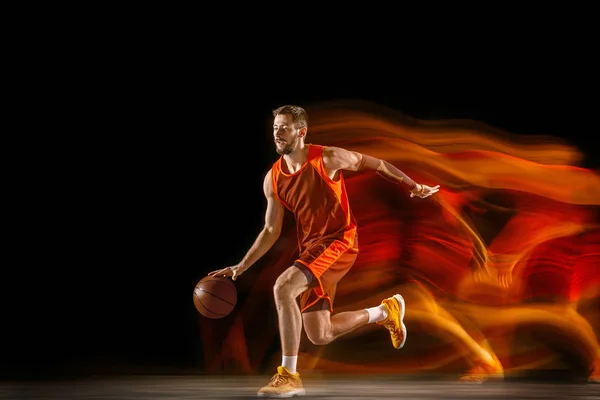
[{"xmin": 273, "ymin": 114, "xmax": 302, "ymax": 155}]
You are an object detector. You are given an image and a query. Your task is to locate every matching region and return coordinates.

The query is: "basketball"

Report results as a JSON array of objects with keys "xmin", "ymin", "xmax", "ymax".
[{"xmin": 193, "ymin": 276, "xmax": 237, "ymax": 319}]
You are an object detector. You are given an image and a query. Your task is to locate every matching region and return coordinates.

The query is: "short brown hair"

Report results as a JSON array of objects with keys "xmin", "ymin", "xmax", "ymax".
[{"xmin": 272, "ymin": 105, "xmax": 308, "ymax": 129}]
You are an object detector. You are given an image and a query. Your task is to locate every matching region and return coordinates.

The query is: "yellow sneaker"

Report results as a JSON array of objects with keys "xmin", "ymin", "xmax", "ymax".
[
  {"xmin": 377, "ymin": 294, "xmax": 407, "ymax": 349},
  {"xmin": 257, "ymin": 366, "xmax": 306, "ymax": 397}
]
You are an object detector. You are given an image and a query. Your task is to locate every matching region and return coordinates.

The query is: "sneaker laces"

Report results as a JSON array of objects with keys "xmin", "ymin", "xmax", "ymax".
[{"xmin": 269, "ymin": 373, "xmax": 287, "ymax": 387}]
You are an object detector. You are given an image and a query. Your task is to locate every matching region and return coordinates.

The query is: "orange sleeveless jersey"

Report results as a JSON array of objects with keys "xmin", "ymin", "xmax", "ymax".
[{"xmin": 271, "ymin": 144, "xmax": 358, "ymax": 279}]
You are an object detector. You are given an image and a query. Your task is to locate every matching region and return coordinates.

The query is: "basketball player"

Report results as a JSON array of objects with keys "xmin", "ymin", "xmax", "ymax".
[{"xmin": 208, "ymin": 105, "xmax": 439, "ymax": 397}]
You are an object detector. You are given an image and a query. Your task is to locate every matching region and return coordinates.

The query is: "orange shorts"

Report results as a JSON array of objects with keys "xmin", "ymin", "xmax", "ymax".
[{"xmin": 294, "ymin": 236, "xmax": 359, "ymax": 313}]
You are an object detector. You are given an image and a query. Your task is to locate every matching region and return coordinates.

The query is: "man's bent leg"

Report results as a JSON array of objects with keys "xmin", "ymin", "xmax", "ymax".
[
  {"xmin": 257, "ymin": 265, "xmax": 309, "ymax": 398},
  {"xmin": 302, "ymin": 294, "xmax": 406, "ymax": 348},
  {"xmin": 303, "ymin": 308, "xmax": 368, "ymax": 345}
]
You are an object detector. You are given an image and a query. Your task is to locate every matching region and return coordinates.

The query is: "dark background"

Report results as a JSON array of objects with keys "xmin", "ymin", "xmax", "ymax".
[{"xmin": 7, "ymin": 47, "xmax": 598, "ymax": 380}]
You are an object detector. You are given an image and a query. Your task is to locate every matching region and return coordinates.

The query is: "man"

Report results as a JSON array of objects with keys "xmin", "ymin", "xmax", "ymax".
[{"xmin": 208, "ymin": 105, "xmax": 439, "ymax": 397}]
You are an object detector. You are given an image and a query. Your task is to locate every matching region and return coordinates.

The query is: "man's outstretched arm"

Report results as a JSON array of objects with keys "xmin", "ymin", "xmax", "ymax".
[
  {"xmin": 358, "ymin": 153, "xmax": 418, "ymax": 189},
  {"xmin": 208, "ymin": 170, "xmax": 285, "ymax": 280},
  {"xmin": 322, "ymin": 146, "xmax": 440, "ymax": 198}
]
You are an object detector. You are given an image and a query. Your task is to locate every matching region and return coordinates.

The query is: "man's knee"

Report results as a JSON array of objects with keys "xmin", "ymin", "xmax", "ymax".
[
  {"xmin": 306, "ymin": 330, "xmax": 332, "ymax": 346},
  {"xmin": 274, "ymin": 265, "xmax": 310, "ymax": 300}
]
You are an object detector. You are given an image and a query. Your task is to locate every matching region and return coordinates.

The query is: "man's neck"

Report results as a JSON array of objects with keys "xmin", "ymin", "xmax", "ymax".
[{"xmin": 283, "ymin": 144, "xmax": 309, "ymax": 173}]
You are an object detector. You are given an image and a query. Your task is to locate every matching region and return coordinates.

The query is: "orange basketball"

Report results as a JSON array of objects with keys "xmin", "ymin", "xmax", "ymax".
[{"xmin": 193, "ymin": 276, "xmax": 237, "ymax": 319}]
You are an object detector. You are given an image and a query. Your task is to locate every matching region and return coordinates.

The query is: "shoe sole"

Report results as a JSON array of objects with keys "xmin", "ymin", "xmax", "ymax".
[
  {"xmin": 257, "ymin": 388, "xmax": 306, "ymax": 397},
  {"xmin": 393, "ymin": 294, "xmax": 407, "ymax": 349}
]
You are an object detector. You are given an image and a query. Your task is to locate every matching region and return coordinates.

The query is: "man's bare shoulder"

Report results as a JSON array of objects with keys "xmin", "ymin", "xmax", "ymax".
[
  {"xmin": 262, "ymin": 169, "xmax": 274, "ymax": 194},
  {"xmin": 322, "ymin": 145, "xmax": 347, "ymax": 159},
  {"xmin": 322, "ymin": 146, "xmax": 361, "ymax": 171}
]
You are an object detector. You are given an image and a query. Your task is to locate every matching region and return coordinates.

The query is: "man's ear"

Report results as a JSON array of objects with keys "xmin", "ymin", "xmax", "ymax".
[{"xmin": 299, "ymin": 127, "xmax": 308, "ymax": 138}]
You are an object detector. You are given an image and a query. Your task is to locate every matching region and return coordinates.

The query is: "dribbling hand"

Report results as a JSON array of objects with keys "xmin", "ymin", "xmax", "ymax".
[{"xmin": 207, "ymin": 264, "xmax": 246, "ymax": 281}]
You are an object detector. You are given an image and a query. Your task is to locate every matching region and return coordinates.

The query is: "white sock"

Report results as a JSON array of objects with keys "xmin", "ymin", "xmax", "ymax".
[
  {"xmin": 365, "ymin": 304, "xmax": 388, "ymax": 324},
  {"xmin": 282, "ymin": 355, "xmax": 297, "ymax": 374}
]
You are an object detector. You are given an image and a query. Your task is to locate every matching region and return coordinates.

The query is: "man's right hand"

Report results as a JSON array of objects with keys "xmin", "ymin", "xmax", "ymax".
[
  {"xmin": 410, "ymin": 183, "xmax": 440, "ymax": 198},
  {"xmin": 207, "ymin": 264, "xmax": 246, "ymax": 281}
]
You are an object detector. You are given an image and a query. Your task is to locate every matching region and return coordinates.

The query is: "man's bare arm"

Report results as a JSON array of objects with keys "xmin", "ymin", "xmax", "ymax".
[
  {"xmin": 208, "ymin": 170, "xmax": 284, "ymax": 280},
  {"xmin": 238, "ymin": 170, "xmax": 285, "ymax": 270},
  {"xmin": 323, "ymin": 146, "xmax": 419, "ymax": 190}
]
